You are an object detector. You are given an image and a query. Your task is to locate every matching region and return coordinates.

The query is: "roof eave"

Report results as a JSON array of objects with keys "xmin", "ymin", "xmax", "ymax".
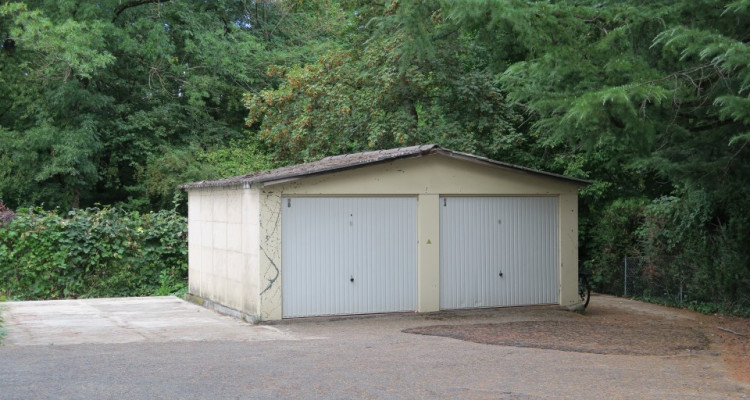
[
  {"xmin": 433, "ymin": 149, "xmax": 592, "ymax": 186},
  {"xmin": 249, "ymin": 146, "xmax": 438, "ymax": 187},
  {"xmin": 179, "ymin": 144, "xmax": 591, "ymax": 190}
]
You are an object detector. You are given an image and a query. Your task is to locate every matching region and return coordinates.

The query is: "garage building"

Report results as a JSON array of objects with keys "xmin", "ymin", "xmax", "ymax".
[{"xmin": 180, "ymin": 145, "xmax": 588, "ymax": 321}]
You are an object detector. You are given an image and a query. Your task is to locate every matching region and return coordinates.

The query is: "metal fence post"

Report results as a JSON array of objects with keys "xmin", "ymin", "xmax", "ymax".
[{"xmin": 624, "ymin": 255, "xmax": 628, "ymax": 297}]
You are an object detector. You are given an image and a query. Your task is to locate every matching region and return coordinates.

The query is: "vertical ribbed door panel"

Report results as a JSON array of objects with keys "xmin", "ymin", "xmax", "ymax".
[
  {"xmin": 282, "ymin": 197, "xmax": 417, "ymax": 318},
  {"xmin": 439, "ymin": 197, "xmax": 559, "ymax": 309}
]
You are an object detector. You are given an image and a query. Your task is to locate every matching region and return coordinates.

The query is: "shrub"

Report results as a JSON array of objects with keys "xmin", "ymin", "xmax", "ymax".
[
  {"xmin": 636, "ymin": 188, "xmax": 750, "ymax": 311},
  {"xmin": 0, "ymin": 206, "xmax": 187, "ymax": 300},
  {"xmin": 582, "ymin": 197, "xmax": 648, "ymax": 294}
]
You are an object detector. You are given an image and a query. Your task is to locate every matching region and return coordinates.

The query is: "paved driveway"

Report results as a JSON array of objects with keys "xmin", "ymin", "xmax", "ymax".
[
  {"xmin": 1, "ymin": 296, "xmax": 306, "ymax": 345},
  {"xmin": 1, "ymin": 296, "xmax": 748, "ymax": 399}
]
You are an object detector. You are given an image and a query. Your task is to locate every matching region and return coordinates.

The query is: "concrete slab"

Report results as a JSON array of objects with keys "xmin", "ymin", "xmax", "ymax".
[{"xmin": 1, "ymin": 296, "xmax": 309, "ymax": 346}]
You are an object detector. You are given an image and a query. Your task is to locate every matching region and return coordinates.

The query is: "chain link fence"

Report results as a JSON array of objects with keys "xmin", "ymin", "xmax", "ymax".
[
  {"xmin": 623, "ymin": 255, "xmax": 687, "ymax": 303},
  {"xmin": 623, "ymin": 255, "xmax": 646, "ymax": 298}
]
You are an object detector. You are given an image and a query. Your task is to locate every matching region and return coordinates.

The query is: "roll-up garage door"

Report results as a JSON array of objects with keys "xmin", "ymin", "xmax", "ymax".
[
  {"xmin": 281, "ymin": 197, "xmax": 417, "ymax": 318},
  {"xmin": 440, "ymin": 196, "xmax": 559, "ymax": 309}
]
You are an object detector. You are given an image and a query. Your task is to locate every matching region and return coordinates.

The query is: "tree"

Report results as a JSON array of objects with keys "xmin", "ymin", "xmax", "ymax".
[
  {"xmin": 1, "ymin": 0, "xmax": 344, "ymax": 210},
  {"xmin": 1, "ymin": 2, "xmax": 114, "ymax": 208},
  {"xmin": 245, "ymin": 1, "xmax": 525, "ymax": 163},
  {"xmin": 443, "ymin": 0, "xmax": 750, "ymax": 305},
  {"xmin": 3, "ymin": 0, "xmax": 749, "ymax": 308}
]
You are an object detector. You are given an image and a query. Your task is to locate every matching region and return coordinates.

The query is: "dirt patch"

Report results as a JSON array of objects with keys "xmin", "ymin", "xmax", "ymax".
[
  {"xmin": 404, "ymin": 319, "xmax": 709, "ymax": 355},
  {"xmin": 715, "ymin": 315, "xmax": 750, "ymax": 383},
  {"xmin": 403, "ymin": 297, "xmax": 750, "ymax": 385}
]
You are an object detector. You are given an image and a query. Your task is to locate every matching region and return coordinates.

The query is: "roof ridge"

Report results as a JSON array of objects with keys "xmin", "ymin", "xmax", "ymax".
[
  {"xmin": 180, "ymin": 144, "xmax": 589, "ymax": 190},
  {"xmin": 318, "ymin": 144, "xmax": 439, "ymax": 161}
]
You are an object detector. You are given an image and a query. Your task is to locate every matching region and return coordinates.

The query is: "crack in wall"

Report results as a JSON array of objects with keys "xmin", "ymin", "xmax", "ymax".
[
  {"xmin": 259, "ymin": 245, "xmax": 279, "ymax": 295},
  {"xmin": 258, "ymin": 190, "xmax": 282, "ymax": 317}
]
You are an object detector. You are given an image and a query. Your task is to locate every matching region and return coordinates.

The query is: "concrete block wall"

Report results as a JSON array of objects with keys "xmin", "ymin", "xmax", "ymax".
[{"xmin": 187, "ymin": 186, "xmax": 260, "ymax": 316}]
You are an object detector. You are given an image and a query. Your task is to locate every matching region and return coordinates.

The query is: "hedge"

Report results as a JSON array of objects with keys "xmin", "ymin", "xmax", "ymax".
[{"xmin": 0, "ymin": 206, "xmax": 187, "ymax": 300}]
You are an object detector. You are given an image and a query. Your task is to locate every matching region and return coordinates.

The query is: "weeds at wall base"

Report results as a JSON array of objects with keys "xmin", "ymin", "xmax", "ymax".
[
  {"xmin": 631, "ymin": 295, "xmax": 750, "ymax": 319},
  {"xmin": 0, "ymin": 300, "xmax": 6, "ymax": 346}
]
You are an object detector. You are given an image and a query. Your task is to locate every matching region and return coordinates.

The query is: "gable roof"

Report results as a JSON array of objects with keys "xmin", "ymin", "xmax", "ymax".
[{"xmin": 180, "ymin": 144, "xmax": 590, "ymax": 190}]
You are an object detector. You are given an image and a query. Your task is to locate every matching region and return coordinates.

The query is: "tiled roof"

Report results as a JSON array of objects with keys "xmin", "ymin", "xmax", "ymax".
[{"xmin": 180, "ymin": 144, "xmax": 589, "ymax": 189}]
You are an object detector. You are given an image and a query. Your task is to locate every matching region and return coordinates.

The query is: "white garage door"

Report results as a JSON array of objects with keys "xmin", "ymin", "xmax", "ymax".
[
  {"xmin": 440, "ymin": 196, "xmax": 559, "ymax": 309},
  {"xmin": 281, "ymin": 197, "xmax": 417, "ymax": 318}
]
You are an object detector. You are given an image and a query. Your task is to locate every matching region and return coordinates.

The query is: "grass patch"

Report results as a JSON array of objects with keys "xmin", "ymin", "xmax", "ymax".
[
  {"xmin": 0, "ymin": 296, "xmax": 6, "ymax": 345},
  {"xmin": 632, "ymin": 296, "xmax": 750, "ymax": 318}
]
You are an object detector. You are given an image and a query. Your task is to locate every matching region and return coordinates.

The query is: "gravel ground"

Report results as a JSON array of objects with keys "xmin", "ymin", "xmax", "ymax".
[
  {"xmin": 404, "ymin": 296, "xmax": 749, "ymax": 381},
  {"xmin": 1, "ymin": 295, "xmax": 748, "ymax": 399},
  {"xmin": 712, "ymin": 315, "xmax": 750, "ymax": 383},
  {"xmin": 404, "ymin": 319, "xmax": 710, "ymax": 355}
]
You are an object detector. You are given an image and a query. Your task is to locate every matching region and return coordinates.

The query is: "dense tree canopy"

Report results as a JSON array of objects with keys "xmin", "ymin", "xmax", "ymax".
[
  {"xmin": 1, "ymin": 0, "xmax": 336, "ymax": 208},
  {"xmin": 2, "ymin": 0, "xmax": 749, "ymax": 310}
]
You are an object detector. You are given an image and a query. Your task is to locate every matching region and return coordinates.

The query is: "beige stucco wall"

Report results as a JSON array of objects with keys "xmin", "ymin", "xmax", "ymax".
[
  {"xmin": 187, "ymin": 186, "xmax": 260, "ymax": 316},
  {"xmin": 255, "ymin": 154, "xmax": 582, "ymax": 321}
]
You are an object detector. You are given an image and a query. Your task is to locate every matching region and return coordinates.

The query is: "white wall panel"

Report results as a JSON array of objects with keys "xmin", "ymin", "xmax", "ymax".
[
  {"xmin": 282, "ymin": 197, "xmax": 417, "ymax": 317},
  {"xmin": 440, "ymin": 197, "xmax": 558, "ymax": 309}
]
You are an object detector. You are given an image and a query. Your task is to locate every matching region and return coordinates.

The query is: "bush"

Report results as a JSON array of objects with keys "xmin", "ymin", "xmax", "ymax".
[
  {"xmin": 0, "ymin": 296, "xmax": 5, "ymax": 344},
  {"xmin": 0, "ymin": 206, "xmax": 187, "ymax": 300},
  {"xmin": 583, "ymin": 197, "xmax": 648, "ymax": 294},
  {"xmin": 636, "ymin": 188, "xmax": 750, "ymax": 311}
]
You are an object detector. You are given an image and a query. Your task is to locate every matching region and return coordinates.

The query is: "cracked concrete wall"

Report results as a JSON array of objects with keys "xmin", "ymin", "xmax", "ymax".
[
  {"xmin": 255, "ymin": 154, "xmax": 582, "ymax": 320},
  {"xmin": 187, "ymin": 186, "xmax": 260, "ymax": 316},
  {"xmin": 258, "ymin": 190, "xmax": 283, "ymax": 320}
]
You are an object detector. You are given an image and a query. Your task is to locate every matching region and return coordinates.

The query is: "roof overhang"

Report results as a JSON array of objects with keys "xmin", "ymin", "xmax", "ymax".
[{"xmin": 180, "ymin": 144, "xmax": 591, "ymax": 190}]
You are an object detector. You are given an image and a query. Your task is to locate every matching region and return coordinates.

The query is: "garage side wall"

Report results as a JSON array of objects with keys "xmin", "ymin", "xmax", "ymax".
[
  {"xmin": 257, "ymin": 155, "xmax": 581, "ymax": 321},
  {"xmin": 187, "ymin": 186, "xmax": 260, "ymax": 316},
  {"xmin": 258, "ymin": 190, "xmax": 282, "ymax": 320}
]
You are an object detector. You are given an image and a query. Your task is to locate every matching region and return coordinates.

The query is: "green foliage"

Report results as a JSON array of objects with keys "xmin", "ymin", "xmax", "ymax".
[
  {"xmin": 2, "ymin": 0, "xmax": 749, "ymax": 314},
  {"xmin": 637, "ymin": 193, "xmax": 710, "ymax": 300},
  {"xmin": 0, "ymin": 206, "xmax": 187, "ymax": 299},
  {"xmin": 633, "ymin": 295, "xmax": 750, "ymax": 318},
  {"xmin": 583, "ymin": 197, "xmax": 648, "ymax": 294},
  {"xmin": 197, "ymin": 139, "xmax": 277, "ymax": 178},
  {"xmin": 0, "ymin": 297, "xmax": 5, "ymax": 345},
  {"xmin": 636, "ymin": 188, "xmax": 750, "ymax": 309},
  {"xmin": 139, "ymin": 140, "xmax": 277, "ymax": 210},
  {"xmin": 1, "ymin": 2, "xmax": 115, "ymax": 208},
  {"xmin": 437, "ymin": 0, "xmax": 750, "ymax": 311},
  {"xmin": 0, "ymin": 0, "xmax": 343, "ymax": 210},
  {"xmin": 245, "ymin": 47, "xmax": 424, "ymax": 161},
  {"xmin": 245, "ymin": 3, "xmax": 525, "ymax": 163}
]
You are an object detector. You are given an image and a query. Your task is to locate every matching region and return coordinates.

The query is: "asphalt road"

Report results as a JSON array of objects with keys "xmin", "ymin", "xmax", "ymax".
[{"xmin": 1, "ymin": 296, "xmax": 749, "ymax": 400}]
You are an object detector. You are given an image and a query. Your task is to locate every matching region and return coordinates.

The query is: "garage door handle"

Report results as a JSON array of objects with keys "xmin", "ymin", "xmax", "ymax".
[
  {"xmin": 350, "ymin": 276, "xmax": 354, "ymax": 283},
  {"xmin": 499, "ymin": 271, "xmax": 504, "ymax": 277}
]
